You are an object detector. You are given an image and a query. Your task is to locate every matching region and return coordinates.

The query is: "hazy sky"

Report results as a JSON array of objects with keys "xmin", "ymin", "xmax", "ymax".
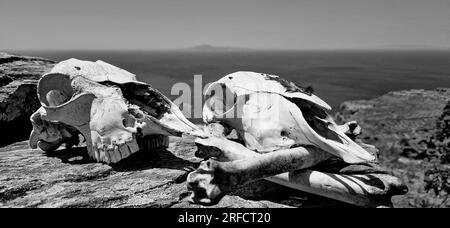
[{"xmin": 1, "ymin": 0, "xmax": 449, "ymax": 50}]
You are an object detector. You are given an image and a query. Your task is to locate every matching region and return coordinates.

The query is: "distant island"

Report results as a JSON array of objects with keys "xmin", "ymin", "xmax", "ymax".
[
  {"xmin": 368, "ymin": 44, "xmax": 450, "ymax": 51},
  {"xmin": 181, "ymin": 44, "xmax": 253, "ymax": 52}
]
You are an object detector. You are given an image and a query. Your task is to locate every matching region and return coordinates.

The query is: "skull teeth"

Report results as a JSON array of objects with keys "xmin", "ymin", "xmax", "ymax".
[
  {"xmin": 93, "ymin": 135, "xmax": 170, "ymax": 164},
  {"xmin": 140, "ymin": 135, "xmax": 170, "ymax": 151},
  {"xmin": 94, "ymin": 141, "xmax": 136, "ymax": 164}
]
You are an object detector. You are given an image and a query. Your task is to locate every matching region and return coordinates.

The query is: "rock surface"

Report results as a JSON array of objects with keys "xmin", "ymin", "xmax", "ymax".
[
  {"xmin": 0, "ymin": 137, "xmax": 352, "ymax": 208},
  {"xmin": 0, "ymin": 52, "xmax": 55, "ymax": 147},
  {"xmin": 0, "ymin": 52, "xmax": 352, "ymax": 208}
]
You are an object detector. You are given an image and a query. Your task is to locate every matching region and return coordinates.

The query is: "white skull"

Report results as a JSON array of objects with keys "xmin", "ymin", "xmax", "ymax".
[
  {"xmin": 203, "ymin": 72, "xmax": 376, "ymax": 164},
  {"xmin": 30, "ymin": 59, "xmax": 205, "ymax": 164}
]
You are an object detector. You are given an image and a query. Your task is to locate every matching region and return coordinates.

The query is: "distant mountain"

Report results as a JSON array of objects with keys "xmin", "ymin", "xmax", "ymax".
[{"xmin": 181, "ymin": 44, "xmax": 252, "ymax": 52}]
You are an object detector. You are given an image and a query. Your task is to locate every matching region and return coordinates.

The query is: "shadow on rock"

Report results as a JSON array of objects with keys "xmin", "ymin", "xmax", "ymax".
[
  {"xmin": 44, "ymin": 147, "xmax": 94, "ymax": 165},
  {"xmin": 111, "ymin": 148, "xmax": 199, "ymax": 172},
  {"xmin": 44, "ymin": 146, "xmax": 199, "ymax": 173}
]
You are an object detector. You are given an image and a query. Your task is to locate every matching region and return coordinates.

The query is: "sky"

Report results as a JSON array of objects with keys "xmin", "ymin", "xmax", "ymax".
[{"xmin": 1, "ymin": 0, "xmax": 449, "ymax": 50}]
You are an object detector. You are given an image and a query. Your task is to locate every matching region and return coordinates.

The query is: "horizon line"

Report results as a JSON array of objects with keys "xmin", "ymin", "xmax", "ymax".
[{"xmin": 4, "ymin": 46, "xmax": 450, "ymax": 53}]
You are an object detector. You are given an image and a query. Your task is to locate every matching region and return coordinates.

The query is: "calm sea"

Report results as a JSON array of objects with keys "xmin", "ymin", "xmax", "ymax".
[{"xmin": 13, "ymin": 50, "xmax": 450, "ymax": 113}]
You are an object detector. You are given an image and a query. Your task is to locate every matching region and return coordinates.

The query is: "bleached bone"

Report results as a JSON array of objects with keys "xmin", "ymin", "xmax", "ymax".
[
  {"xmin": 192, "ymin": 72, "xmax": 400, "ymax": 206},
  {"xmin": 266, "ymin": 170, "xmax": 405, "ymax": 208},
  {"xmin": 203, "ymin": 72, "xmax": 376, "ymax": 163},
  {"xmin": 205, "ymin": 71, "xmax": 332, "ymax": 110},
  {"xmin": 31, "ymin": 59, "xmax": 205, "ymax": 163},
  {"xmin": 187, "ymin": 136, "xmax": 407, "ymax": 207},
  {"xmin": 29, "ymin": 107, "xmax": 79, "ymax": 151}
]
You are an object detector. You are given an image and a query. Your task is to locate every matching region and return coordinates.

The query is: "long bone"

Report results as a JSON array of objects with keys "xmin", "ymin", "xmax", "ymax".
[
  {"xmin": 187, "ymin": 126, "xmax": 407, "ymax": 207},
  {"xmin": 191, "ymin": 71, "xmax": 404, "ymax": 206}
]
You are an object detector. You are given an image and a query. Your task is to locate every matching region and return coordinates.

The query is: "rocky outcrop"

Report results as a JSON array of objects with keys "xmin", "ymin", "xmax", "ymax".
[
  {"xmin": 436, "ymin": 101, "xmax": 450, "ymax": 143},
  {"xmin": 336, "ymin": 88, "xmax": 450, "ymax": 158},
  {"xmin": 336, "ymin": 88, "xmax": 450, "ymax": 207},
  {"xmin": 398, "ymin": 101, "xmax": 450, "ymax": 163},
  {"xmin": 0, "ymin": 52, "xmax": 55, "ymax": 147}
]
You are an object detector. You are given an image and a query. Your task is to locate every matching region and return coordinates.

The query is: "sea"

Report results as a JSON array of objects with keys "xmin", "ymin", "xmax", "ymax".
[{"xmin": 13, "ymin": 50, "xmax": 450, "ymax": 117}]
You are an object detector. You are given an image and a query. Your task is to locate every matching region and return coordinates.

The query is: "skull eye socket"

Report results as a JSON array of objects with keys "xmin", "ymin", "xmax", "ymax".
[
  {"xmin": 38, "ymin": 73, "xmax": 75, "ymax": 107},
  {"xmin": 204, "ymin": 83, "xmax": 238, "ymax": 117},
  {"xmin": 122, "ymin": 116, "xmax": 136, "ymax": 128}
]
